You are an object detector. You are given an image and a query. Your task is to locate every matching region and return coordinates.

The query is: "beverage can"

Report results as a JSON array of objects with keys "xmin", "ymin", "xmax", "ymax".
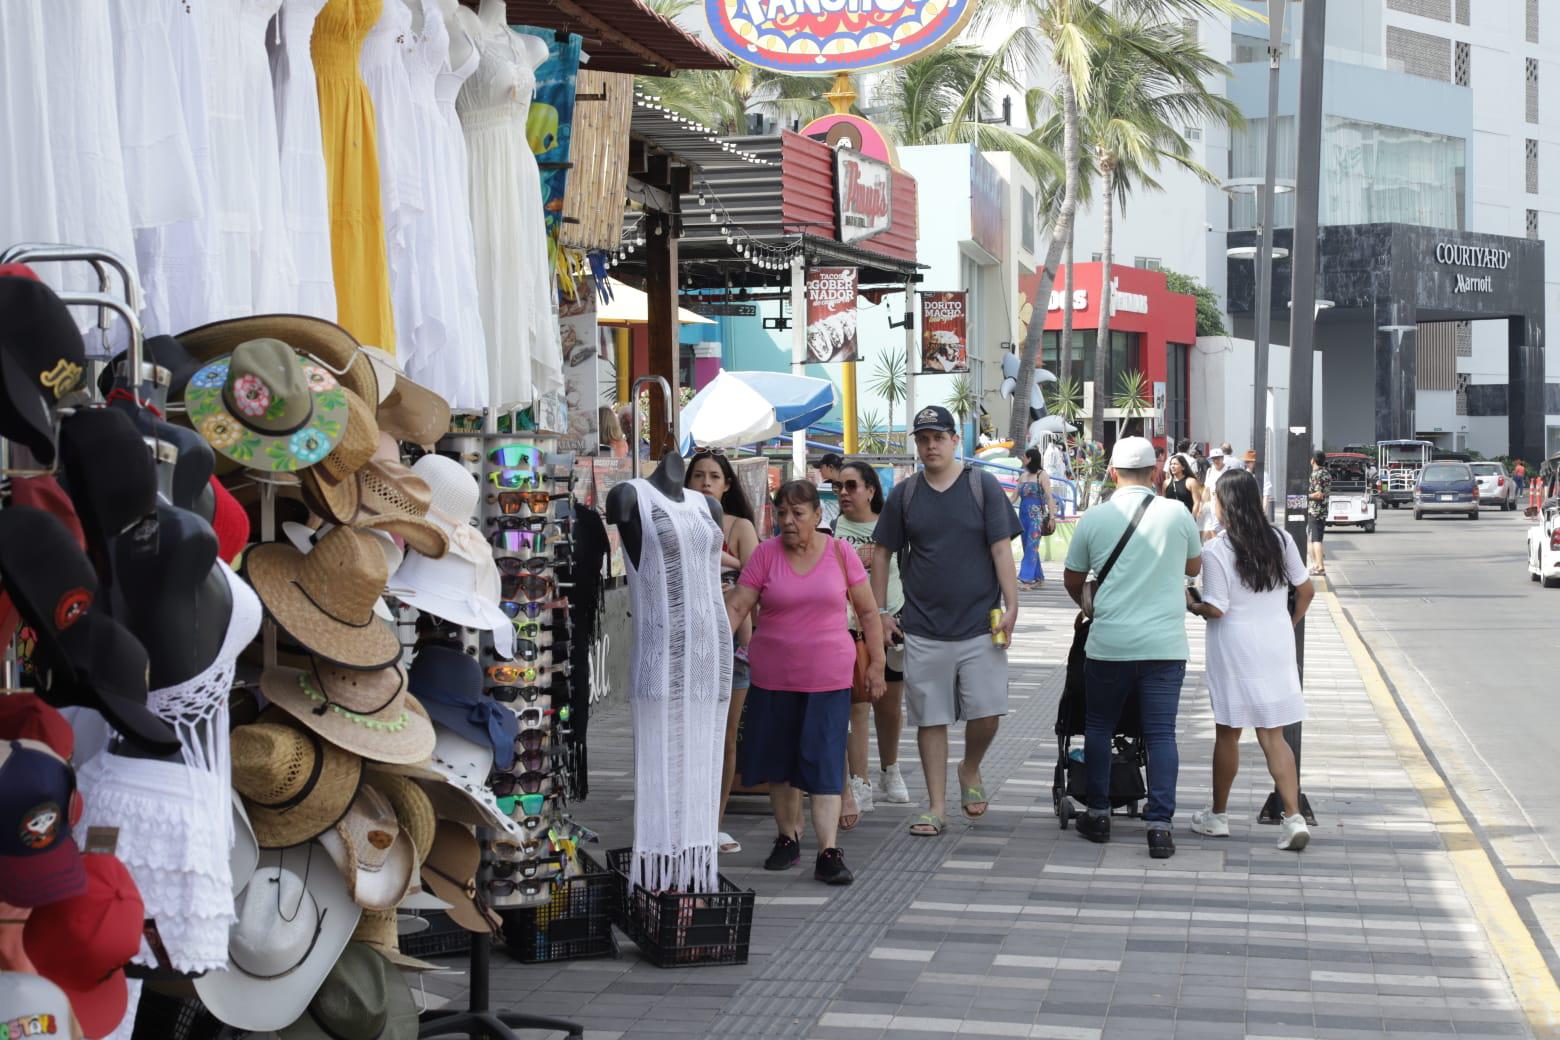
[{"xmin": 989, "ymin": 608, "xmax": 1008, "ymax": 648}]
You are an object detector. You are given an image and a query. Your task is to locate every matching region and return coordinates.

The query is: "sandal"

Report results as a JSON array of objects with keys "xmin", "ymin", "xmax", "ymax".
[
  {"xmin": 960, "ymin": 784, "xmax": 989, "ymax": 819},
  {"xmin": 840, "ymin": 787, "xmax": 860, "ymax": 831},
  {"xmin": 718, "ymin": 832, "xmax": 742, "ymax": 854},
  {"xmin": 908, "ymin": 812, "xmax": 945, "ymax": 836}
]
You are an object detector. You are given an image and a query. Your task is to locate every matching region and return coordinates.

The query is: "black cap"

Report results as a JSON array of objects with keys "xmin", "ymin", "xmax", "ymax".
[
  {"xmin": 0, "ymin": 507, "xmax": 177, "ymax": 755},
  {"xmin": 0, "ymin": 275, "xmax": 86, "ymax": 465},
  {"xmin": 911, "ymin": 405, "xmax": 957, "ymax": 434},
  {"xmin": 58, "ymin": 408, "xmax": 158, "ymax": 581}
]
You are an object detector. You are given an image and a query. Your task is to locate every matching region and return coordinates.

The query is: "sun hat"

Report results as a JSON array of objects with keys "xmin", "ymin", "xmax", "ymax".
[
  {"xmin": 0, "ymin": 971, "xmax": 83, "ymax": 1040},
  {"xmin": 0, "ymin": 274, "xmax": 86, "ymax": 466},
  {"xmin": 318, "ymin": 785, "xmax": 415, "ymax": 912},
  {"xmin": 408, "ymin": 644, "xmax": 518, "ymax": 771},
  {"xmin": 297, "ymin": 387, "xmax": 379, "ymax": 524},
  {"xmin": 177, "ymin": 314, "xmax": 379, "ymax": 406},
  {"xmin": 242, "ymin": 525, "xmax": 402, "ymax": 671},
  {"xmin": 261, "ymin": 661, "xmax": 435, "ymax": 765},
  {"xmin": 420, "ymin": 821, "xmax": 500, "ymax": 934},
  {"xmin": 1109, "ymin": 436, "xmax": 1157, "ymax": 470},
  {"xmin": 192, "ymin": 844, "xmax": 362, "ymax": 1033},
  {"xmin": 1242, "ymin": 449, "xmax": 1258, "ymax": 463},
  {"xmin": 422, "ymin": 725, "xmax": 523, "ymax": 837},
  {"xmin": 365, "ymin": 770, "xmax": 436, "ymax": 872},
  {"xmin": 275, "ymin": 942, "xmax": 418, "ymax": 1040},
  {"xmin": 350, "ymin": 909, "xmax": 441, "ymax": 972},
  {"xmin": 0, "ymin": 740, "xmax": 85, "ymax": 908},
  {"xmin": 361, "ymin": 346, "xmax": 452, "ymax": 448},
  {"xmin": 282, "ymin": 521, "xmax": 403, "ymax": 622},
  {"xmin": 231, "ymin": 714, "xmax": 365, "ymax": 848},
  {"xmin": 24, "ymin": 853, "xmax": 143, "ymax": 1039},
  {"xmin": 350, "ymin": 459, "xmax": 449, "ymax": 558}
]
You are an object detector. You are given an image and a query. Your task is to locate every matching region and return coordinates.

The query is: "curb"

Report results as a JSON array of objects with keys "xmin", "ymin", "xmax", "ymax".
[{"xmin": 1323, "ymin": 587, "xmax": 1560, "ymax": 1039}]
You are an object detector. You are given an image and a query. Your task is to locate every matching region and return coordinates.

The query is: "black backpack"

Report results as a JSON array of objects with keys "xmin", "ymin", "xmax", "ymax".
[{"xmin": 895, "ymin": 466, "xmax": 987, "ymax": 570}]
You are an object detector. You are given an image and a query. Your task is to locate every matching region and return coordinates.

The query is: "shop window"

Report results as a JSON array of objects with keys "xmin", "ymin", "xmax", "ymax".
[
  {"xmin": 1040, "ymin": 329, "xmax": 1139, "ymax": 395},
  {"xmin": 1165, "ymin": 343, "xmax": 1191, "ymax": 445}
]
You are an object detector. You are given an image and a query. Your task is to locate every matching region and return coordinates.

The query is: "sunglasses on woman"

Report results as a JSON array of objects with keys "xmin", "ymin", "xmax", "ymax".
[
  {"xmin": 488, "ymin": 444, "xmax": 538, "ymax": 469},
  {"xmin": 832, "ymin": 478, "xmax": 865, "ymax": 493}
]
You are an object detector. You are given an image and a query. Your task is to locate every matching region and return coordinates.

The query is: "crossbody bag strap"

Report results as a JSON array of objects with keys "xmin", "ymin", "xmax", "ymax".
[{"xmin": 1095, "ymin": 493, "xmax": 1153, "ymax": 589}]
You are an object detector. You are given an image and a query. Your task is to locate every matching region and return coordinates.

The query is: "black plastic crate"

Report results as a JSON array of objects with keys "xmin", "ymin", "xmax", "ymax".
[
  {"xmin": 499, "ymin": 850, "xmax": 618, "ymax": 963},
  {"xmin": 606, "ymin": 847, "xmax": 754, "ymax": 968},
  {"xmin": 400, "ymin": 909, "xmax": 482, "ymax": 959}
]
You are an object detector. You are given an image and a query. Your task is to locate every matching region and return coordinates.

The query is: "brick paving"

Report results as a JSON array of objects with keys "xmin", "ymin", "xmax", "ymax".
[{"xmin": 422, "ymin": 584, "xmax": 1534, "ymax": 1040}]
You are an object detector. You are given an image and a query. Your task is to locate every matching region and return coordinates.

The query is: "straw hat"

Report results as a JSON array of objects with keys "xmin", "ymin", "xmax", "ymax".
[
  {"xmin": 420, "ymin": 821, "xmax": 499, "ymax": 934},
  {"xmin": 178, "ymin": 314, "xmax": 379, "ymax": 406},
  {"xmin": 298, "ymin": 388, "xmax": 379, "ymax": 524},
  {"xmin": 361, "ymin": 347, "xmax": 452, "ymax": 447},
  {"xmin": 317, "ymin": 786, "xmax": 415, "ymax": 911},
  {"xmin": 231, "ymin": 714, "xmax": 365, "ymax": 848},
  {"xmin": 351, "ymin": 460, "xmax": 449, "ymax": 559},
  {"xmin": 260, "ymin": 661, "xmax": 435, "ymax": 765},
  {"xmin": 242, "ymin": 525, "xmax": 401, "ymax": 671},
  {"xmin": 350, "ymin": 909, "xmax": 441, "ymax": 973},
  {"xmin": 365, "ymin": 770, "xmax": 436, "ymax": 870},
  {"xmin": 281, "ymin": 522, "xmax": 403, "ymax": 621}
]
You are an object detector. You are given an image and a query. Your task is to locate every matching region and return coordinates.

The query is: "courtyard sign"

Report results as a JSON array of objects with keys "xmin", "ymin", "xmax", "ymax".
[
  {"xmin": 1435, "ymin": 242, "xmax": 1511, "ymax": 269},
  {"xmin": 705, "ymin": 0, "xmax": 977, "ymax": 74}
]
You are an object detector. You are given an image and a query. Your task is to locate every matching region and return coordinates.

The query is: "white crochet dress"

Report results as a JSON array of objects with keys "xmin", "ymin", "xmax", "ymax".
[{"xmin": 623, "ymin": 479, "xmax": 731, "ymax": 894}]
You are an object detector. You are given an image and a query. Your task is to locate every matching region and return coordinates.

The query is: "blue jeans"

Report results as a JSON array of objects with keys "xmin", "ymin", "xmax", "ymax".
[{"xmin": 1083, "ymin": 658, "xmax": 1187, "ymax": 824}]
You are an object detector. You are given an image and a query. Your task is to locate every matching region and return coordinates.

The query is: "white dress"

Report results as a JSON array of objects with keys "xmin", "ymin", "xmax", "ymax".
[
  {"xmin": 362, "ymin": 0, "xmax": 425, "ymax": 349},
  {"xmin": 108, "ymin": 0, "xmax": 201, "ymax": 233},
  {"xmin": 622, "ymin": 480, "xmax": 731, "ymax": 894},
  {"xmin": 1200, "ymin": 530, "xmax": 1310, "ymax": 729},
  {"xmin": 399, "ymin": 3, "xmax": 487, "ymax": 409},
  {"xmin": 239, "ymin": 0, "xmax": 299, "ymax": 312},
  {"xmin": 271, "ymin": 0, "xmax": 339, "ymax": 321},
  {"xmin": 0, "ymin": 0, "xmax": 61, "ymax": 283},
  {"xmin": 458, "ymin": 28, "xmax": 564, "ymax": 412}
]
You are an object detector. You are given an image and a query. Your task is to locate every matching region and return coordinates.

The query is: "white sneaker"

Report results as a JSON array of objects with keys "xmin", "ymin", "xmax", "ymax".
[
  {"xmin": 877, "ymin": 763, "xmax": 911, "ymax": 804},
  {"xmin": 1278, "ymin": 813, "xmax": 1310, "ymax": 851},
  {"xmin": 850, "ymin": 774, "xmax": 875, "ymax": 813},
  {"xmin": 1188, "ymin": 808, "xmax": 1230, "ymax": 837}
]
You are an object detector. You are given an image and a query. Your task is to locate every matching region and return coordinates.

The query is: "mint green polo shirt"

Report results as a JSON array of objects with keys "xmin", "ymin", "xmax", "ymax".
[{"xmin": 1064, "ymin": 486, "xmax": 1202, "ymax": 661}]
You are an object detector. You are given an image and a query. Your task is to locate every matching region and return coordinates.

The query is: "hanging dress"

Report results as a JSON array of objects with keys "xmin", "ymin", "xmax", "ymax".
[
  {"xmin": 0, "ymin": 0, "xmax": 60, "ymax": 286},
  {"xmin": 240, "ymin": 0, "xmax": 300, "ymax": 313},
  {"xmin": 622, "ymin": 479, "xmax": 731, "ymax": 894},
  {"xmin": 457, "ymin": 28, "xmax": 563, "ymax": 412},
  {"xmin": 400, "ymin": 1, "xmax": 487, "ymax": 409},
  {"xmin": 362, "ymin": 0, "xmax": 424, "ymax": 355},
  {"xmin": 314, "ymin": 0, "xmax": 397, "ymax": 352},
  {"xmin": 108, "ymin": 0, "xmax": 202, "ymax": 237},
  {"xmin": 201, "ymin": 0, "xmax": 261, "ymax": 318},
  {"xmin": 271, "ymin": 0, "xmax": 339, "ymax": 321}
]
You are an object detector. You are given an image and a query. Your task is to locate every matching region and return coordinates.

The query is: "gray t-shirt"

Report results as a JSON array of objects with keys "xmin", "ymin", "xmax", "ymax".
[{"xmin": 872, "ymin": 466, "xmax": 1022, "ymax": 641}]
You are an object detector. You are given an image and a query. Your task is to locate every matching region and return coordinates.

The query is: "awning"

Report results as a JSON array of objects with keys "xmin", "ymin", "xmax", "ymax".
[{"xmin": 492, "ymin": 0, "xmax": 731, "ymax": 75}]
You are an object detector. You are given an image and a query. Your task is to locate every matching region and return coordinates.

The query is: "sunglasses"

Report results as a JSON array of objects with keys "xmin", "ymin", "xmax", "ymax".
[
  {"xmin": 488, "ymin": 769, "xmax": 553, "ymax": 796},
  {"xmin": 496, "ymin": 599, "xmax": 556, "ymax": 621},
  {"xmin": 486, "ymin": 878, "xmax": 548, "ymax": 899},
  {"xmin": 488, "ymin": 685, "xmax": 550, "ymax": 704},
  {"xmin": 490, "ymin": 836, "xmax": 552, "ymax": 860},
  {"xmin": 491, "ymin": 495, "xmax": 575, "ymax": 520},
  {"xmin": 832, "ymin": 479, "xmax": 865, "ymax": 493},
  {"xmin": 490, "ymin": 853, "xmax": 566, "ymax": 880},
  {"xmin": 487, "ymin": 469, "xmax": 536, "ymax": 489},
  {"xmin": 499, "ymin": 575, "xmax": 558, "ymax": 603},
  {"xmin": 488, "ymin": 444, "xmax": 539, "ymax": 468},
  {"xmin": 489, "ymin": 552, "xmax": 554, "ymax": 575},
  {"xmin": 486, "ymin": 662, "xmax": 571, "ymax": 685}
]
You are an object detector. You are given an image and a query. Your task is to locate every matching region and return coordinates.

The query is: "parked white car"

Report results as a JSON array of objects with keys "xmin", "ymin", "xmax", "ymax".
[
  {"xmin": 1471, "ymin": 462, "xmax": 1519, "ymax": 510},
  {"xmin": 1529, "ymin": 502, "xmax": 1560, "ymax": 588}
]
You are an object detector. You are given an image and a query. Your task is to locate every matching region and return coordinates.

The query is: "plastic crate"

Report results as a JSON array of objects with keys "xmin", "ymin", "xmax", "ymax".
[
  {"xmin": 399, "ymin": 909, "xmax": 483, "ymax": 959},
  {"xmin": 606, "ymin": 847, "xmax": 754, "ymax": 968},
  {"xmin": 499, "ymin": 850, "xmax": 618, "ymax": 963}
]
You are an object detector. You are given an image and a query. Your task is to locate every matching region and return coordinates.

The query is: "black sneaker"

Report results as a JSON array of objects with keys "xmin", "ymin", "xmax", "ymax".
[
  {"xmin": 1147, "ymin": 827, "xmax": 1175, "ymax": 859},
  {"xmin": 814, "ymin": 848, "xmax": 854, "ymax": 885},
  {"xmin": 763, "ymin": 834, "xmax": 801, "ymax": 870},
  {"xmin": 1076, "ymin": 812, "xmax": 1110, "ymax": 844}
]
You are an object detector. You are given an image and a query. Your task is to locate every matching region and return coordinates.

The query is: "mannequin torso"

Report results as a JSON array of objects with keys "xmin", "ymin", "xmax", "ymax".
[
  {"xmin": 606, "ymin": 453, "xmax": 722, "ymax": 569},
  {"xmin": 107, "ymin": 400, "xmax": 217, "ymax": 521},
  {"xmin": 440, "ymin": 0, "xmax": 474, "ymax": 69}
]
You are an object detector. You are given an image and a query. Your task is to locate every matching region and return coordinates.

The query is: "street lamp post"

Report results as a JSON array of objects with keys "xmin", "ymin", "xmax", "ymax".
[{"xmin": 1247, "ymin": 0, "xmax": 1292, "ymax": 498}]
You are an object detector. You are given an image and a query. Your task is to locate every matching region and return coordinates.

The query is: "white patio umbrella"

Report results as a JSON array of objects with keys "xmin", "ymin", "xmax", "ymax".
[{"xmin": 595, "ymin": 278, "xmax": 715, "ymax": 326}]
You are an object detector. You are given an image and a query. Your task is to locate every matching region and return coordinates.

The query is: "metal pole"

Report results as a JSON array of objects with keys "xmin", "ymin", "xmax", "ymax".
[
  {"xmin": 903, "ymin": 281, "xmax": 916, "ymax": 454},
  {"xmin": 1251, "ymin": 0, "xmax": 1287, "ymax": 494},
  {"xmin": 1267, "ymin": 0, "xmax": 1327, "ymax": 827},
  {"xmin": 791, "ymin": 258, "xmax": 808, "ymax": 479}
]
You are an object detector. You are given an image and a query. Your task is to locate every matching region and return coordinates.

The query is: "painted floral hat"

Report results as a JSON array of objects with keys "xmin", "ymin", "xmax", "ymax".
[{"xmin": 184, "ymin": 338, "xmax": 349, "ymax": 472}]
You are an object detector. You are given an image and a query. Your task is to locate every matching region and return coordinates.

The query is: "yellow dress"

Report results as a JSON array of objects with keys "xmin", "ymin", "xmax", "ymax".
[{"xmin": 312, "ymin": 0, "xmax": 396, "ymax": 353}]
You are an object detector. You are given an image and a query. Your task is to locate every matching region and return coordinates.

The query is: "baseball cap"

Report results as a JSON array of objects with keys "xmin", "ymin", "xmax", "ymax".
[
  {"xmin": 24, "ymin": 853, "xmax": 144, "ymax": 1039},
  {"xmin": 1207, "ymin": 447, "xmax": 1224, "ymax": 460},
  {"xmin": 0, "ymin": 274, "xmax": 86, "ymax": 465},
  {"xmin": 1109, "ymin": 437, "xmax": 1157, "ymax": 470},
  {"xmin": 0, "ymin": 693, "xmax": 75, "ymax": 760},
  {"xmin": 910, "ymin": 405, "xmax": 956, "ymax": 434},
  {"xmin": 0, "ymin": 739, "xmax": 85, "ymax": 908},
  {"xmin": 0, "ymin": 971, "xmax": 84, "ymax": 1040}
]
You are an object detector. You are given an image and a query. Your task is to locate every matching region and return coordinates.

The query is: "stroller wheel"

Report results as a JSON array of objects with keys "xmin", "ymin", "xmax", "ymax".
[{"xmin": 1057, "ymin": 796, "xmax": 1072, "ymax": 830}]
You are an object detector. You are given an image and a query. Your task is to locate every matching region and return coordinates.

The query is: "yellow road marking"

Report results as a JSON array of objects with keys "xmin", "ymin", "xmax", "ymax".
[{"xmin": 1324, "ymin": 588, "xmax": 1560, "ymax": 1038}]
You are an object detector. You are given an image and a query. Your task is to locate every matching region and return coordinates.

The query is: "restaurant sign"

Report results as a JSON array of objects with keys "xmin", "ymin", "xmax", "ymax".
[
  {"xmin": 705, "ymin": 0, "xmax": 976, "ymax": 74},
  {"xmin": 835, "ymin": 148, "xmax": 892, "ymax": 244}
]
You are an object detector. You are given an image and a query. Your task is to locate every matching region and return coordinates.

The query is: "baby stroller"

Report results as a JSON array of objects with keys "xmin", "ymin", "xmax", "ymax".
[{"xmin": 1052, "ymin": 622, "xmax": 1149, "ymax": 828}]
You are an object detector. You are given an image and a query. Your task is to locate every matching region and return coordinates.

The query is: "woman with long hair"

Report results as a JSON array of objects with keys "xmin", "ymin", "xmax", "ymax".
[
  {"xmin": 1187, "ymin": 468, "xmax": 1316, "ymax": 851},
  {"xmin": 1162, "ymin": 452, "xmax": 1202, "ymax": 516},
  {"xmin": 686, "ymin": 450, "xmax": 760, "ymax": 855},
  {"xmin": 1016, "ymin": 447, "xmax": 1056, "ymax": 588},
  {"xmin": 832, "ymin": 461, "xmax": 911, "ymax": 826}
]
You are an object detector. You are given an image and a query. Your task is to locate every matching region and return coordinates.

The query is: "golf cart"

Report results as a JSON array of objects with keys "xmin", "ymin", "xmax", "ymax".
[
  {"xmin": 1378, "ymin": 439, "xmax": 1434, "ymax": 508},
  {"xmin": 1325, "ymin": 453, "xmax": 1377, "ymax": 532}
]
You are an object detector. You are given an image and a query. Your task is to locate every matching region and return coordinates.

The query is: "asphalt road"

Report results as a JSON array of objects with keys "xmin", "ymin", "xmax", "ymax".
[{"xmin": 1324, "ymin": 499, "xmax": 1560, "ymax": 977}]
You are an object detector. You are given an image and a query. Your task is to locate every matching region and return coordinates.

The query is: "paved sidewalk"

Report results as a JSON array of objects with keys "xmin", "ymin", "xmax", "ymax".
[{"xmin": 425, "ymin": 585, "xmax": 1534, "ymax": 1040}]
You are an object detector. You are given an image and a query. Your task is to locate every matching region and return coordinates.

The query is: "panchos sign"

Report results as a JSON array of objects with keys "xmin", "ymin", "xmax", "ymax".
[
  {"xmin": 835, "ymin": 148, "xmax": 892, "ymax": 244},
  {"xmin": 705, "ymin": 0, "xmax": 976, "ymax": 74}
]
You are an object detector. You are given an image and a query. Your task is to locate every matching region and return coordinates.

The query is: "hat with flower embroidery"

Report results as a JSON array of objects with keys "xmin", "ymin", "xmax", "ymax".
[{"xmin": 183, "ymin": 339, "xmax": 350, "ymax": 472}]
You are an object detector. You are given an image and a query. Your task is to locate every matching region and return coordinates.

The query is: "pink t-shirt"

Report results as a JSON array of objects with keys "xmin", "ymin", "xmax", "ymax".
[{"xmin": 738, "ymin": 536, "xmax": 867, "ymax": 693}]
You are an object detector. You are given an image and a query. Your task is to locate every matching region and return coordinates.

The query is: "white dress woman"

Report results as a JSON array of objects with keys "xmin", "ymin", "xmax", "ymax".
[{"xmin": 271, "ymin": 0, "xmax": 339, "ymax": 321}]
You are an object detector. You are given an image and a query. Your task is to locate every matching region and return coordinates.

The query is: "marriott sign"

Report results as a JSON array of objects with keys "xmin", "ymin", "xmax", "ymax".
[{"xmin": 1435, "ymin": 241, "xmax": 1510, "ymax": 294}]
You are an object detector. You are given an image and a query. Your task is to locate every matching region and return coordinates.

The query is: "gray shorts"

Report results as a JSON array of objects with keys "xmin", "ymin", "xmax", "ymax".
[
  {"xmin": 903, "ymin": 633, "xmax": 1009, "ymax": 727},
  {"xmin": 732, "ymin": 654, "xmax": 751, "ymax": 691}
]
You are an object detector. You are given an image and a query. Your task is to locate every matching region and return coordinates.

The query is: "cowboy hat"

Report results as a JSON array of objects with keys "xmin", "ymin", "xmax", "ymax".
[
  {"xmin": 275, "ymin": 942, "xmax": 417, "ymax": 1040},
  {"xmin": 231, "ymin": 712, "xmax": 364, "ymax": 848},
  {"xmin": 361, "ymin": 347, "xmax": 452, "ymax": 447},
  {"xmin": 349, "ymin": 909, "xmax": 441, "ymax": 973},
  {"xmin": 260, "ymin": 661, "xmax": 435, "ymax": 765},
  {"xmin": 184, "ymin": 340, "xmax": 352, "ymax": 473},
  {"xmin": 242, "ymin": 525, "xmax": 401, "ymax": 671},
  {"xmin": 177, "ymin": 314, "xmax": 378, "ymax": 406},
  {"xmin": 317, "ymin": 786, "xmax": 415, "ymax": 912},
  {"xmin": 420, "ymin": 821, "xmax": 499, "ymax": 935},
  {"xmin": 193, "ymin": 843, "xmax": 362, "ymax": 1032},
  {"xmin": 297, "ymin": 387, "xmax": 379, "ymax": 523}
]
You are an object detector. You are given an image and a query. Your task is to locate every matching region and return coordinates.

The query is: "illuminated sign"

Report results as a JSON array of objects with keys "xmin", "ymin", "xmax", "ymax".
[
  {"xmin": 704, "ymin": 0, "xmax": 976, "ymax": 74},
  {"xmin": 835, "ymin": 149, "xmax": 892, "ymax": 244}
]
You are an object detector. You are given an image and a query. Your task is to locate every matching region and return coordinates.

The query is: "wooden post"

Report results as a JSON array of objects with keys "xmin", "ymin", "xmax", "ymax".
[{"xmin": 644, "ymin": 157, "xmax": 680, "ymax": 457}]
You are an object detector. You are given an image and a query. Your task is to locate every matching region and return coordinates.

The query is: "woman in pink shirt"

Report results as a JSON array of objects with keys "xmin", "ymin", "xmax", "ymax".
[{"xmin": 727, "ymin": 480, "xmax": 885, "ymax": 885}]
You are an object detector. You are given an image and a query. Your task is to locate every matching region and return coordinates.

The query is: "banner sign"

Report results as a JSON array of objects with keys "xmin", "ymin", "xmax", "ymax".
[
  {"xmin": 920, "ymin": 291, "xmax": 968, "ymax": 374},
  {"xmin": 835, "ymin": 149, "xmax": 892, "ymax": 244},
  {"xmin": 516, "ymin": 27, "xmax": 581, "ymax": 238},
  {"xmin": 805, "ymin": 267, "xmax": 858, "ymax": 364},
  {"xmin": 704, "ymin": 0, "xmax": 977, "ymax": 74}
]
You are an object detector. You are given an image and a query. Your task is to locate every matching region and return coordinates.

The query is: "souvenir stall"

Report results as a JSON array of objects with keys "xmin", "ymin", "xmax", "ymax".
[{"xmin": 0, "ymin": 1, "xmax": 745, "ymax": 1038}]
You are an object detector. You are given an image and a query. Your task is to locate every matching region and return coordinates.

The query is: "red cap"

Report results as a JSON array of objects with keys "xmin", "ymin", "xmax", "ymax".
[
  {"xmin": 24, "ymin": 853, "xmax": 143, "ymax": 1039},
  {"xmin": 209, "ymin": 476, "xmax": 250, "ymax": 564},
  {"xmin": 0, "ymin": 263, "xmax": 41, "ymax": 282},
  {"xmin": 0, "ymin": 693, "xmax": 75, "ymax": 760}
]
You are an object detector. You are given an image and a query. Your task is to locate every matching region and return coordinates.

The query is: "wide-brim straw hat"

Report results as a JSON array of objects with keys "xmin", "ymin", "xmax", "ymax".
[
  {"xmin": 361, "ymin": 347, "xmax": 452, "ymax": 447},
  {"xmin": 179, "ymin": 314, "xmax": 379, "ymax": 406},
  {"xmin": 281, "ymin": 521, "xmax": 402, "ymax": 621},
  {"xmin": 420, "ymin": 820, "xmax": 499, "ymax": 935},
  {"xmin": 242, "ymin": 525, "xmax": 401, "ymax": 671},
  {"xmin": 352, "ymin": 460, "xmax": 449, "ymax": 559},
  {"xmin": 231, "ymin": 711, "xmax": 365, "ymax": 848},
  {"xmin": 260, "ymin": 662, "xmax": 436, "ymax": 765},
  {"xmin": 298, "ymin": 388, "xmax": 378, "ymax": 524},
  {"xmin": 350, "ymin": 909, "xmax": 442, "ymax": 973}
]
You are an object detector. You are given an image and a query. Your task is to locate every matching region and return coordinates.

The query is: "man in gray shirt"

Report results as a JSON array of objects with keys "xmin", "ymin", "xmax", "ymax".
[{"xmin": 873, "ymin": 406, "xmax": 1022, "ymax": 836}]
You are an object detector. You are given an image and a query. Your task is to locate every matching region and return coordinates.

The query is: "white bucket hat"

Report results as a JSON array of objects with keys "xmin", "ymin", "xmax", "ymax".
[
  {"xmin": 282, "ymin": 522, "xmax": 403, "ymax": 621},
  {"xmin": 194, "ymin": 844, "xmax": 362, "ymax": 1032}
]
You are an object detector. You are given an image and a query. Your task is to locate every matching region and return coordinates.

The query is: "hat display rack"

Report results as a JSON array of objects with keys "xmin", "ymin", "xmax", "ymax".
[{"xmin": 0, "ymin": 249, "xmax": 599, "ymax": 1040}]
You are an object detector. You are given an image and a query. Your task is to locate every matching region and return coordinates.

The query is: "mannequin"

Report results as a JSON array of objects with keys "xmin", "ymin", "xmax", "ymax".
[
  {"xmin": 107, "ymin": 400, "xmax": 217, "ymax": 521},
  {"xmin": 439, "ymin": 0, "xmax": 473, "ymax": 70},
  {"xmin": 475, "ymin": 0, "xmax": 505, "ymax": 34},
  {"xmin": 606, "ymin": 452, "xmax": 721, "ymax": 570},
  {"xmin": 403, "ymin": 0, "xmax": 421, "ymax": 32}
]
